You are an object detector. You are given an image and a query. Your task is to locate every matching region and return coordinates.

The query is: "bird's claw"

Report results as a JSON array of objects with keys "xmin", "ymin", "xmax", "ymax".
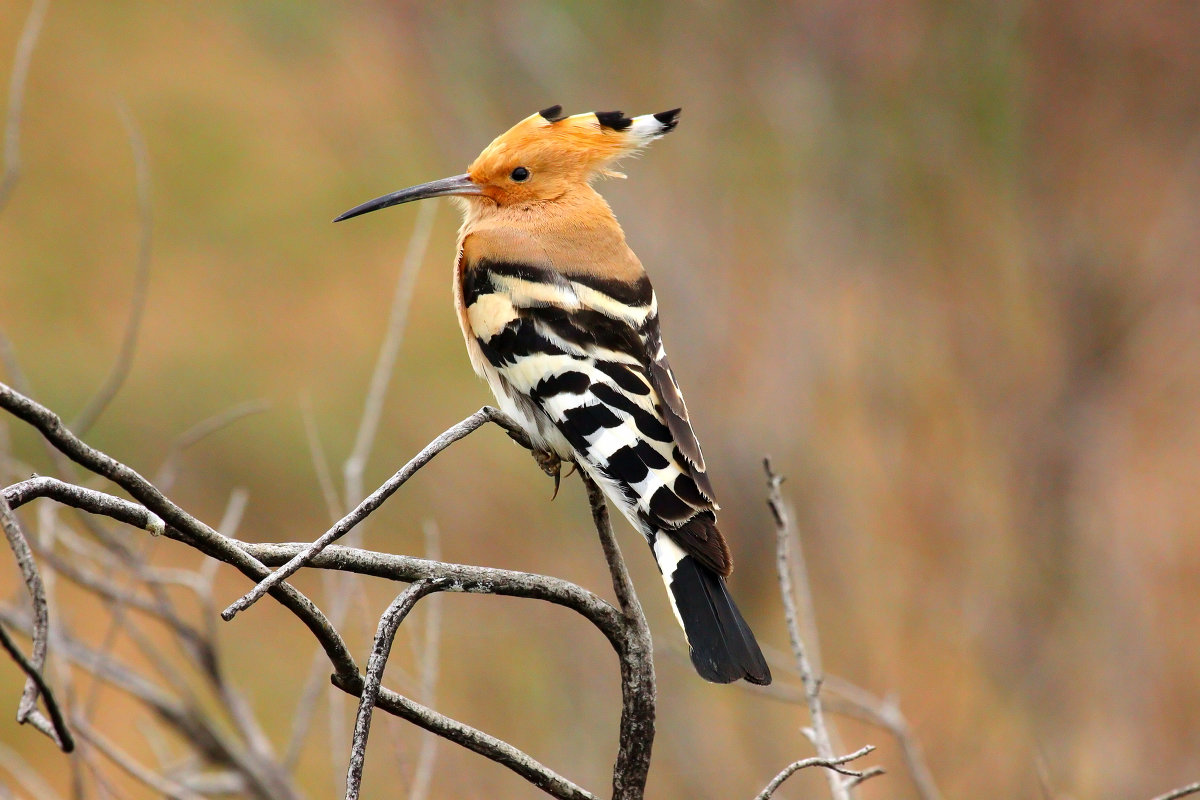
[{"xmin": 532, "ymin": 448, "xmax": 575, "ymax": 500}]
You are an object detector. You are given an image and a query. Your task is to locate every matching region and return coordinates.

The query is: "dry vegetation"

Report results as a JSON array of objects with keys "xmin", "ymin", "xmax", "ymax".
[{"xmin": 2, "ymin": 1, "xmax": 1200, "ymax": 798}]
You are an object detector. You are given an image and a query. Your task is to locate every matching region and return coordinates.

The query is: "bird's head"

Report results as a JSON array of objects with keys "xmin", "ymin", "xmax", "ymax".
[{"xmin": 334, "ymin": 105, "xmax": 680, "ymax": 222}]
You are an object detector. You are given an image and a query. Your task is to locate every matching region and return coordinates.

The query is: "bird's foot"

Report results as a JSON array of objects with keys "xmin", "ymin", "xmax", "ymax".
[{"xmin": 531, "ymin": 448, "xmax": 576, "ymax": 500}]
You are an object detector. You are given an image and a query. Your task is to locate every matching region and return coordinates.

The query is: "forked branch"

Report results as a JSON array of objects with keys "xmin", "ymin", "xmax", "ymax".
[
  {"xmin": 222, "ymin": 405, "xmax": 518, "ymax": 620},
  {"xmin": 766, "ymin": 457, "xmax": 879, "ymax": 799},
  {"xmin": 0, "ymin": 493, "xmax": 73, "ymax": 752},
  {"xmin": 1, "ymin": 381, "xmax": 657, "ymax": 799},
  {"xmin": 755, "ymin": 745, "xmax": 881, "ymax": 800}
]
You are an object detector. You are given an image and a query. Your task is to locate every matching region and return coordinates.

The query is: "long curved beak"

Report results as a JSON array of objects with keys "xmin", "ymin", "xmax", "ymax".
[{"xmin": 334, "ymin": 173, "xmax": 482, "ymax": 222}]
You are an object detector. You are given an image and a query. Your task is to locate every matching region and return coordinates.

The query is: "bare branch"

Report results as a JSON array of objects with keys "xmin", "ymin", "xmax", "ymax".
[
  {"xmin": 0, "ymin": 740, "xmax": 65, "ymax": 800},
  {"xmin": 754, "ymin": 745, "xmax": 878, "ymax": 800},
  {"xmin": 0, "ymin": 492, "xmax": 73, "ymax": 751},
  {"xmin": 3, "ymin": 379, "xmax": 662, "ymax": 800},
  {"xmin": 1153, "ymin": 783, "xmax": 1200, "ymax": 800},
  {"xmin": 754, "ymin": 664, "xmax": 940, "ymax": 800},
  {"xmin": 283, "ymin": 638, "xmax": 336, "ymax": 772},
  {"xmin": 222, "ymin": 405, "xmax": 516, "ymax": 620},
  {"xmin": 4, "ymin": 462, "xmax": 634, "ymax": 799},
  {"xmin": 0, "ymin": 607, "xmax": 177, "ymax": 719},
  {"xmin": 155, "ymin": 400, "xmax": 271, "ymax": 491},
  {"xmin": 300, "ymin": 393, "xmax": 343, "ymax": 521},
  {"xmin": 346, "ymin": 578, "xmax": 445, "ymax": 800},
  {"xmin": 335, "ymin": 673, "xmax": 600, "ymax": 800},
  {"xmin": 71, "ymin": 103, "xmax": 154, "ymax": 437},
  {"xmin": 765, "ymin": 457, "xmax": 858, "ymax": 800},
  {"xmin": 0, "ymin": 606, "xmax": 292, "ymax": 800},
  {"xmin": 216, "ymin": 486, "xmax": 250, "ymax": 539},
  {"xmin": 0, "ymin": 0, "xmax": 48, "ymax": 215},
  {"xmin": 344, "ymin": 199, "xmax": 437, "ymax": 505},
  {"xmin": 240, "ymin": 541, "xmax": 623, "ymax": 644},
  {"xmin": 581, "ymin": 473, "xmax": 655, "ymax": 800},
  {"xmin": 72, "ymin": 717, "xmax": 206, "ymax": 800},
  {"xmin": 7, "ymin": 468, "xmax": 611, "ymax": 800},
  {"xmin": 845, "ymin": 766, "xmax": 887, "ymax": 789},
  {"xmin": 0, "ymin": 621, "xmax": 72, "ymax": 752},
  {"xmin": 822, "ymin": 677, "xmax": 942, "ymax": 800},
  {"xmin": 5, "ymin": 475, "xmax": 164, "ymax": 533},
  {"xmin": 241, "ymin": 538, "xmax": 635, "ymax": 800},
  {"xmin": 0, "ymin": 380, "xmax": 360, "ymax": 683},
  {"xmin": 409, "ymin": 521, "xmax": 443, "ymax": 800}
]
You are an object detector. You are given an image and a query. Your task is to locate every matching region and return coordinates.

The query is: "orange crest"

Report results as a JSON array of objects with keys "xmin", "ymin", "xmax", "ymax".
[{"xmin": 467, "ymin": 106, "xmax": 680, "ymax": 194}]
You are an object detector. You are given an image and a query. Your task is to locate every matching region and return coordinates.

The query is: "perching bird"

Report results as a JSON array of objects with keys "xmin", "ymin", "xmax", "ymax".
[{"xmin": 336, "ymin": 106, "xmax": 771, "ymax": 685}]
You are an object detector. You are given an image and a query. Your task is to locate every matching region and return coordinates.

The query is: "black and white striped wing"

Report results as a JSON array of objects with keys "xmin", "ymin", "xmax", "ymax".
[{"xmin": 463, "ymin": 257, "xmax": 732, "ymax": 576}]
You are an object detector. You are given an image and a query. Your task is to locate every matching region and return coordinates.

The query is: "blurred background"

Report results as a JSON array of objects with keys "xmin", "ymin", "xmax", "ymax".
[{"xmin": 3, "ymin": 1, "xmax": 1199, "ymax": 797}]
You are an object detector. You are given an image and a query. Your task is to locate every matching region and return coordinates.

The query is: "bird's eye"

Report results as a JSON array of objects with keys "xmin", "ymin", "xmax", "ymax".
[{"xmin": 510, "ymin": 166, "xmax": 531, "ymax": 182}]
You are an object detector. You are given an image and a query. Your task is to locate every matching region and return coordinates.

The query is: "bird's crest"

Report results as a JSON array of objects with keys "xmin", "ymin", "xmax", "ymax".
[{"xmin": 468, "ymin": 106, "xmax": 681, "ymax": 183}]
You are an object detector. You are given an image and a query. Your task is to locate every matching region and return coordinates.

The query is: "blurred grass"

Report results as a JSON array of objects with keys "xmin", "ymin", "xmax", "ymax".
[{"xmin": 3, "ymin": 0, "xmax": 1200, "ymax": 797}]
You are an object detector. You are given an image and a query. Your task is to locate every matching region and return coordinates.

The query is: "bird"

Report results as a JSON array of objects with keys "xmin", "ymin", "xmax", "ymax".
[{"xmin": 335, "ymin": 106, "xmax": 771, "ymax": 685}]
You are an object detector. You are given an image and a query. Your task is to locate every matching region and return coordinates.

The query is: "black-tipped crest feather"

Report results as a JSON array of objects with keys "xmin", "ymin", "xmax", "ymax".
[
  {"xmin": 538, "ymin": 105, "xmax": 566, "ymax": 123},
  {"xmin": 653, "ymin": 108, "xmax": 682, "ymax": 132},
  {"xmin": 595, "ymin": 110, "xmax": 634, "ymax": 131}
]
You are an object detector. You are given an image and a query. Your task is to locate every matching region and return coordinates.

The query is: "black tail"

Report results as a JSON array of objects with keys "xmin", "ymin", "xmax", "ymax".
[{"xmin": 668, "ymin": 555, "xmax": 772, "ymax": 685}]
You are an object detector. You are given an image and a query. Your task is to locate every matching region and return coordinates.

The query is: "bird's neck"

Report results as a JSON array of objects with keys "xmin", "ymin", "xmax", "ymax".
[{"xmin": 457, "ymin": 185, "xmax": 645, "ymax": 282}]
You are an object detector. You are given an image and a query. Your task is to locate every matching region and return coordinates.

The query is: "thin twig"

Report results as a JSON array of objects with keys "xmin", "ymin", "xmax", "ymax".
[
  {"xmin": 335, "ymin": 672, "xmax": 600, "ymax": 800},
  {"xmin": 222, "ymin": 405, "xmax": 513, "ymax": 620},
  {"xmin": 2, "ymin": 381, "xmax": 667, "ymax": 799},
  {"xmin": 77, "ymin": 749, "xmax": 120, "ymax": 800},
  {"xmin": 0, "ymin": 0, "xmax": 49, "ymax": 215},
  {"xmin": 749, "ymin": 662, "xmax": 940, "ymax": 800},
  {"xmin": 822, "ymin": 677, "xmax": 942, "ymax": 800},
  {"xmin": 581, "ymin": 472, "xmax": 655, "ymax": 800},
  {"xmin": 241, "ymin": 541, "xmax": 623, "ymax": 645},
  {"xmin": 0, "ymin": 380, "xmax": 358, "ymax": 671},
  {"xmin": 5, "ymin": 475, "xmax": 164, "ymax": 533},
  {"xmin": 4, "ymin": 464, "xmax": 628, "ymax": 798},
  {"xmin": 72, "ymin": 717, "xmax": 206, "ymax": 800},
  {"xmin": 284, "ymin": 634, "xmax": 337, "ymax": 771},
  {"xmin": 409, "ymin": 521, "xmax": 443, "ymax": 800},
  {"xmin": 344, "ymin": 200, "xmax": 437, "ymax": 507},
  {"xmin": 71, "ymin": 102, "xmax": 154, "ymax": 437},
  {"xmin": 346, "ymin": 578, "xmax": 445, "ymax": 800},
  {"xmin": 0, "ymin": 606, "xmax": 290, "ymax": 800},
  {"xmin": 765, "ymin": 457, "xmax": 853, "ymax": 800},
  {"xmin": 300, "ymin": 393, "xmax": 343, "ymax": 522},
  {"xmin": 1153, "ymin": 783, "xmax": 1200, "ymax": 800},
  {"xmin": 0, "ymin": 621, "xmax": 73, "ymax": 751},
  {"xmin": 334, "ymin": 206, "xmax": 437, "ymax": 783},
  {"xmin": 0, "ymin": 740, "xmax": 65, "ymax": 800},
  {"xmin": 155, "ymin": 400, "xmax": 271, "ymax": 491},
  {"xmin": 217, "ymin": 486, "xmax": 250, "ymax": 539},
  {"xmin": 0, "ymin": 492, "xmax": 73, "ymax": 750},
  {"xmin": 754, "ymin": 745, "xmax": 878, "ymax": 800},
  {"xmin": 3, "ymin": 441, "xmax": 620, "ymax": 800},
  {"xmin": 0, "ymin": 607, "xmax": 178, "ymax": 720}
]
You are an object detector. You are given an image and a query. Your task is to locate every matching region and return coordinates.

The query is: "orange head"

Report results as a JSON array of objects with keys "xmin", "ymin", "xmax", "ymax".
[{"xmin": 334, "ymin": 105, "xmax": 680, "ymax": 221}]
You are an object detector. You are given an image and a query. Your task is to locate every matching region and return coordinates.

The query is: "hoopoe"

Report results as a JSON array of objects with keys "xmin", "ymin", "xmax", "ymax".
[{"xmin": 336, "ymin": 106, "xmax": 771, "ymax": 685}]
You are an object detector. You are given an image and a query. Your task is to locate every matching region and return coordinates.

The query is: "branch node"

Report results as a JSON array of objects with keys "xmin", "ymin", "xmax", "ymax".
[{"xmin": 221, "ymin": 407, "xmax": 512, "ymax": 621}]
